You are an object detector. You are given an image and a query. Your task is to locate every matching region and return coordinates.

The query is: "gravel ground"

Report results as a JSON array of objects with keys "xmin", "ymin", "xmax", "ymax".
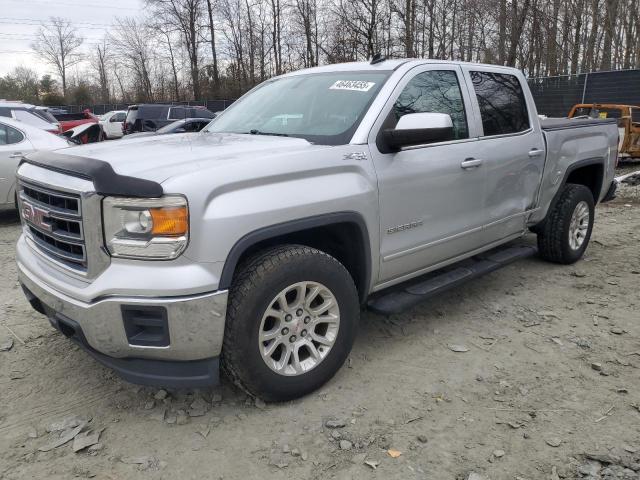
[{"xmin": 1, "ymin": 180, "xmax": 639, "ymax": 480}]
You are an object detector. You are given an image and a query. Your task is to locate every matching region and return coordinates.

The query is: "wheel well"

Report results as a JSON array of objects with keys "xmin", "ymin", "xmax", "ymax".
[
  {"xmin": 565, "ymin": 163, "xmax": 604, "ymax": 201},
  {"xmin": 223, "ymin": 220, "xmax": 371, "ymax": 303}
]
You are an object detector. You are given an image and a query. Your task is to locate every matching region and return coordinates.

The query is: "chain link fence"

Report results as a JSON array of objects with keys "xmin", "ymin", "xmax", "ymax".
[
  {"xmin": 49, "ymin": 99, "xmax": 236, "ymax": 116},
  {"xmin": 528, "ymin": 69, "xmax": 640, "ymax": 117},
  {"xmin": 48, "ymin": 69, "xmax": 640, "ymax": 119}
]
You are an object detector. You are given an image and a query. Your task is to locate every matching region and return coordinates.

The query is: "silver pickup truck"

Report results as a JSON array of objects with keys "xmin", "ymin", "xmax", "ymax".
[{"xmin": 15, "ymin": 59, "xmax": 618, "ymax": 401}]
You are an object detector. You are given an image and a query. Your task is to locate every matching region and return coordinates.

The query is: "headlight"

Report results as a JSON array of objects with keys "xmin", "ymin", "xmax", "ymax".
[{"xmin": 102, "ymin": 196, "xmax": 189, "ymax": 259}]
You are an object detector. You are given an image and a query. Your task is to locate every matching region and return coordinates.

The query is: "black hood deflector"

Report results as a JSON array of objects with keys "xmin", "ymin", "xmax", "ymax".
[{"xmin": 21, "ymin": 151, "xmax": 163, "ymax": 198}]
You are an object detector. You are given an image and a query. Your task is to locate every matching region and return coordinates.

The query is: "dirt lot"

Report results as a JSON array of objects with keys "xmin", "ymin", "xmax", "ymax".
[{"xmin": 1, "ymin": 176, "xmax": 639, "ymax": 480}]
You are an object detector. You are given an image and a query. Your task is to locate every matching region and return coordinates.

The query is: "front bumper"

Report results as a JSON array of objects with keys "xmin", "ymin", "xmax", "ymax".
[{"xmin": 18, "ymin": 260, "xmax": 228, "ymax": 388}]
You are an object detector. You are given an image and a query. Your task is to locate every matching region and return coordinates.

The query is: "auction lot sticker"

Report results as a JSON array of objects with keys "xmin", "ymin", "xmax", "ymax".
[{"xmin": 330, "ymin": 80, "xmax": 376, "ymax": 92}]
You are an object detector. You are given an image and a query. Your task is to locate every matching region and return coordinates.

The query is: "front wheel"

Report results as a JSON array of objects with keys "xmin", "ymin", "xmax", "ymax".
[
  {"xmin": 537, "ymin": 183, "xmax": 595, "ymax": 264},
  {"xmin": 222, "ymin": 245, "xmax": 359, "ymax": 402}
]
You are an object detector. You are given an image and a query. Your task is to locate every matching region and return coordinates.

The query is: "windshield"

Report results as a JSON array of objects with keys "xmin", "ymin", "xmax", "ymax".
[
  {"xmin": 206, "ymin": 72, "xmax": 390, "ymax": 145},
  {"xmin": 157, "ymin": 119, "xmax": 185, "ymax": 133}
]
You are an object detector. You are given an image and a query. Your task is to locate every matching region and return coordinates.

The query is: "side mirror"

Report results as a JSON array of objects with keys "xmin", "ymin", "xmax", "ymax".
[{"xmin": 381, "ymin": 112, "xmax": 454, "ymax": 151}]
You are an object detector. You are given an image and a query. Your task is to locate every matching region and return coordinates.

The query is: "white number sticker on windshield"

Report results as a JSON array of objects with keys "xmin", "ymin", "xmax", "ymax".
[{"xmin": 329, "ymin": 80, "xmax": 376, "ymax": 92}]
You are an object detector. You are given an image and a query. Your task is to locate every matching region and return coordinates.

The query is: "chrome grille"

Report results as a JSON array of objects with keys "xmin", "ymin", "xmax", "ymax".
[{"xmin": 19, "ymin": 182, "xmax": 87, "ymax": 272}]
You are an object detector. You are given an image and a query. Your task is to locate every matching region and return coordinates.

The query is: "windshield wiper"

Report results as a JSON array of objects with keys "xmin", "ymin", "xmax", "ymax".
[{"xmin": 247, "ymin": 129, "xmax": 289, "ymax": 137}]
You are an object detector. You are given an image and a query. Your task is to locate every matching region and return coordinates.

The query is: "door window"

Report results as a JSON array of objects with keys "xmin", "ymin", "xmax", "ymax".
[
  {"xmin": 470, "ymin": 71, "xmax": 530, "ymax": 136},
  {"xmin": 168, "ymin": 107, "xmax": 186, "ymax": 120},
  {"xmin": 0, "ymin": 123, "xmax": 25, "ymax": 145},
  {"xmin": 393, "ymin": 70, "xmax": 469, "ymax": 140}
]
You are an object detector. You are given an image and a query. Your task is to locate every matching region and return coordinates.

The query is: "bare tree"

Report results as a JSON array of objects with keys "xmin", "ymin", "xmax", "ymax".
[
  {"xmin": 89, "ymin": 38, "xmax": 111, "ymax": 103},
  {"xmin": 32, "ymin": 17, "xmax": 83, "ymax": 98},
  {"xmin": 109, "ymin": 17, "xmax": 155, "ymax": 101},
  {"xmin": 146, "ymin": 0, "xmax": 204, "ymax": 99},
  {"xmin": 23, "ymin": 0, "xmax": 640, "ymax": 105},
  {"xmin": 205, "ymin": 0, "xmax": 220, "ymax": 88}
]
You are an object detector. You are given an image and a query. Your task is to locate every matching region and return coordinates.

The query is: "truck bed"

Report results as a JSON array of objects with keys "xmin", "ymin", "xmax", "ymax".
[
  {"xmin": 530, "ymin": 116, "xmax": 619, "ymax": 226},
  {"xmin": 540, "ymin": 117, "xmax": 617, "ymax": 131}
]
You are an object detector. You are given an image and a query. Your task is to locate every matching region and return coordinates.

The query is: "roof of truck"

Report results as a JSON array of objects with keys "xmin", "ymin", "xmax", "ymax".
[{"xmin": 281, "ymin": 58, "xmax": 522, "ymax": 77}]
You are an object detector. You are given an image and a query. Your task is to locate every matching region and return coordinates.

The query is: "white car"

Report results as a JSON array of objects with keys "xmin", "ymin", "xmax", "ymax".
[
  {"xmin": 99, "ymin": 110, "xmax": 126, "ymax": 139},
  {"xmin": 0, "ymin": 117, "xmax": 69, "ymax": 210},
  {"xmin": 0, "ymin": 101, "xmax": 61, "ymax": 134}
]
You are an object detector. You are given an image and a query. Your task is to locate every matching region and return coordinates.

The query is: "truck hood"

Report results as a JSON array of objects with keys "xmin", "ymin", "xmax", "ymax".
[{"xmin": 56, "ymin": 132, "xmax": 330, "ymax": 183}]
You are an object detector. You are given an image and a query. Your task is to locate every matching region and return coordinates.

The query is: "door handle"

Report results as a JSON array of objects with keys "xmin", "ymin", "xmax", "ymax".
[
  {"xmin": 9, "ymin": 152, "xmax": 23, "ymax": 158},
  {"xmin": 460, "ymin": 158, "xmax": 483, "ymax": 169},
  {"xmin": 528, "ymin": 149, "xmax": 543, "ymax": 158}
]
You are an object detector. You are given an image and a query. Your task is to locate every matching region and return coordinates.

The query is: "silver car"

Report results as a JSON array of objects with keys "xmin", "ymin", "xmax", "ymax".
[{"xmin": 0, "ymin": 117, "xmax": 69, "ymax": 210}]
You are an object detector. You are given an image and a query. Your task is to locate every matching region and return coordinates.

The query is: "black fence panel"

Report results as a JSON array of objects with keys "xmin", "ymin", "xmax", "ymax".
[
  {"xmin": 582, "ymin": 70, "xmax": 640, "ymax": 106},
  {"xmin": 49, "ymin": 99, "xmax": 236, "ymax": 116},
  {"xmin": 528, "ymin": 69, "xmax": 640, "ymax": 117},
  {"xmin": 528, "ymin": 75, "xmax": 586, "ymax": 117}
]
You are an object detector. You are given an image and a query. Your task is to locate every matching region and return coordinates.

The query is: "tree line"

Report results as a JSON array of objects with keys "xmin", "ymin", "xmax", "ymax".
[{"xmin": 1, "ymin": 0, "xmax": 638, "ymax": 106}]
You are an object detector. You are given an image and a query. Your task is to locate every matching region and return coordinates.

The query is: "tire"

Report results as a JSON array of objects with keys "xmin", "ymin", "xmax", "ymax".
[
  {"xmin": 221, "ymin": 245, "xmax": 359, "ymax": 402},
  {"xmin": 537, "ymin": 183, "xmax": 595, "ymax": 264}
]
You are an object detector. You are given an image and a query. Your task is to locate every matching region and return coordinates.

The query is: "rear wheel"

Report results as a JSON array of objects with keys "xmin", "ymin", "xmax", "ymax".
[
  {"xmin": 222, "ymin": 245, "xmax": 359, "ymax": 401},
  {"xmin": 537, "ymin": 183, "xmax": 595, "ymax": 264}
]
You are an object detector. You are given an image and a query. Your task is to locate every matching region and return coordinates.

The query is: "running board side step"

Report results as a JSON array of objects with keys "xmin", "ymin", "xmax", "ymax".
[{"xmin": 367, "ymin": 244, "xmax": 537, "ymax": 316}]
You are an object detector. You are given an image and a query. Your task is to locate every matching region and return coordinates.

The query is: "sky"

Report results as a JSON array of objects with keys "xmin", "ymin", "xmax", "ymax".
[{"xmin": 0, "ymin": 0, "xmax": 144, "ymax": 77}]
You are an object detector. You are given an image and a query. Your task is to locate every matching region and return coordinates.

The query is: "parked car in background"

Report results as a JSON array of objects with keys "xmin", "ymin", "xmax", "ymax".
[
  {"xmin": 44, "ymin": 107, "xmax": 68, "ymax": 115},
  {"xmin": 569, "ymin": 103, "xmax": 640, "ymax": 160},
  {"xmin": 0, "ymin": 101, "xmax": 61, "ymax": 134},
  {"xmin": 123, "ymin": 117, "xmax": 213, "ymax": 139},
  {"xmin": 99, "ymin": 110, "xmax": 126, "ymax": 139},
  {"xmin": 53, "ymin": 109, "xmax": 99, "ymax": 133},
  {"xmin": 0, "ymin": 117, "xmax": 69, "ymax": 210},
  {"xmin": 123, "ymin": 104, "xmax": 216, "ymax": 134},
  {"xmin": 61, "ymin": 122, "xmax": 105, "ymax": 144}
]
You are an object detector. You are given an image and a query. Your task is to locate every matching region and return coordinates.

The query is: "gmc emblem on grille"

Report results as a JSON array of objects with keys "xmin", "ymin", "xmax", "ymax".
[{"xmin": 21, "ymin": 200, "xmax": 53, "ymax": 232}]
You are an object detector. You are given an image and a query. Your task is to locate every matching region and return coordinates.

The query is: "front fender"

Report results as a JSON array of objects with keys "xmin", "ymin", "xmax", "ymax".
[{"xmin": 167, "ymin": 148, "xmax": 380, "ymax": 292}]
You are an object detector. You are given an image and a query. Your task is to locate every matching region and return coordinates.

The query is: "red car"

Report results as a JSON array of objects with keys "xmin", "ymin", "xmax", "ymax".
[{"xmin": 53, "ymin": 109, "xmax": 98, "ymax": 132}]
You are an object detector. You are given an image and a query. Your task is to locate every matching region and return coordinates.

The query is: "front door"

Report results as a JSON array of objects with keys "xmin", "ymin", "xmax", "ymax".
[{"xmin": 369, "ymin": 65, "xmax": 488, "ymax": 286}]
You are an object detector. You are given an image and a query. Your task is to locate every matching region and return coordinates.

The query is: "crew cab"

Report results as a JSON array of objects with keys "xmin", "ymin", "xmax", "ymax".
[{"xmin": 15, "ymin": 59, "xmax": 618, "ymax": 401}]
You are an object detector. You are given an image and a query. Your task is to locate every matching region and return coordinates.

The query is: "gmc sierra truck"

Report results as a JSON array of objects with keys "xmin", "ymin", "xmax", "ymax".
[{"xmin": 15, "ymin": 59, "xmax": 618, "ymax": 401}]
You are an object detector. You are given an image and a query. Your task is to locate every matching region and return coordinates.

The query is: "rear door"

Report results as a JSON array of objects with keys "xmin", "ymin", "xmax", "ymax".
[
  {"xmin": 459, "ymin": 66, "xmax": 545, "ymax": 242},
  {"xmin": 369, "ymin": 64, "xmax": 488, "ymax": 286}
]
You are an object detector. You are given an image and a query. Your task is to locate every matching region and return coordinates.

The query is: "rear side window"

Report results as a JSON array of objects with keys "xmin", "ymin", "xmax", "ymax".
[
  {"xmin": 470, "ymin": 71, "xmax": 530, "ymax": 136},
  {"xmin": 32, "ymin": 109, "xmax": 57, "ymax": 123},
  {"xmin": 113, "ymin": 112, "xmax": 126, "ymax": 122},
  {"xmin": 168, "ymin": 107, "xmax": 186, "ymax": 120},
  {"xmin": 14, "ymin": 110, "xmax": 51, "ymax": 129},
  {"xmin": 0, "ymin": 123, "xmax": 25, "ymax": 145},
  {"xmin": 393, "ymin": 70, "xmax": 469, "ymax": 140}
]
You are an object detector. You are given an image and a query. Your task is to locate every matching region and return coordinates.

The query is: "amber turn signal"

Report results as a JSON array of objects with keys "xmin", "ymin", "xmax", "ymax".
[{"xmin": 150, "ymin": 206, "xmax": 188, "ymax": 236}]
